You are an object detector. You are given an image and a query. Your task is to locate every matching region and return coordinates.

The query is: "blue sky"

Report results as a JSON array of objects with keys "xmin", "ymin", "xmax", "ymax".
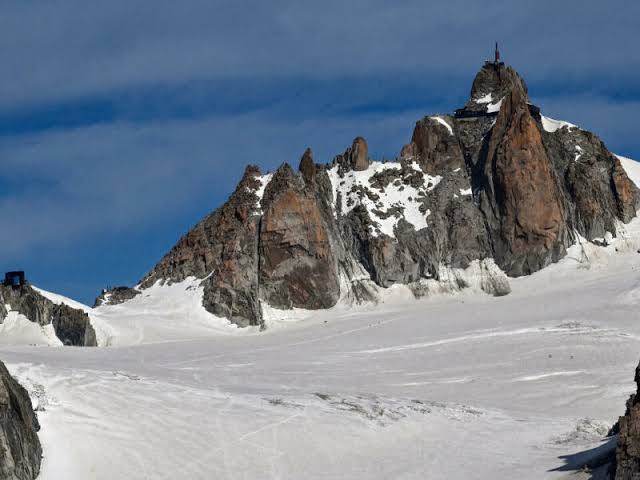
[{"xmin": 2, "ymin": 0, "xmax": 639, "ymax": 304}]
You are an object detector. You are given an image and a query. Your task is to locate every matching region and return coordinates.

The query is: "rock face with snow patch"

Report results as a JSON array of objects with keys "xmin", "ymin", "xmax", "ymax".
[
  {"xmin": 141, "ymin": 165, "xmax": 265, "ymax": 326},
  {"xmin": 94, "ymin": 286, "xmax": 141, "ymax": 307},
  {"xmin": 126, "ymin": 57, "xmax": 639, "ymax": 327},
  {"xmin": 0, "ymin": 284, "xmax": 97, "ymax": 346},
  {"xmin": 0, "ymin": 360, "xmax": 41, "ymax": 480}
]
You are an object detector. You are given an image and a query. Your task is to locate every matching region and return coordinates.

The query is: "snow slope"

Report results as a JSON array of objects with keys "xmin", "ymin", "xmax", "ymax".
[
  {"xmin": 4, "ymin": 243, "xmax": 640, "ymax": 479},
  {"xmin": 0, "ymin": 157, "xmax": 638, "ymax": 479}
]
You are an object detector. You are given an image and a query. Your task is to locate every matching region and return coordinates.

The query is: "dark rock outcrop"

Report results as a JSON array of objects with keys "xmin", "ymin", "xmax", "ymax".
[
  {"xmin": 298, "ymin": 147, "xmax": 316, "ymax": 184},
  {"xmin": 0, "ymin": 285, "xmax": 96, "ymax": 346},
  {"xmin": 141, "ymin": 165, "xmax": 265, "ymax": 326},
  {"xmin": 614, "ymin": 362, "xmax": 640, "ymax": 479},
  {"xmin": 335, "ymin": 137, "xmax": 371, "ymax": 172},
  {"xmin": 117, "ymin": 58, "xmax": 638, "ymax": 327},
  {"xmin": 539, "ymin": 121, "xmax": 640, "ymax": 240},
  {"xmin": 0, "ymin": 361, "xmax": 41, "ymax": 480},
  {"xmin": 94, "ymin": 286, "xmax": 141, "ymax": 307}
]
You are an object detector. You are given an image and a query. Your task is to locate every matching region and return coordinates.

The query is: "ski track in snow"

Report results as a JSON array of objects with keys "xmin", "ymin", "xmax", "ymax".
[{"xmin": 0, "ymin": 158, "xmax": 639, "ymax": 479}]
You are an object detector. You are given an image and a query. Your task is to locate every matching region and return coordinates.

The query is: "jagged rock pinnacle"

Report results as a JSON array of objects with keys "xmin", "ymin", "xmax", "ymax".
[{"xmin": 298, "ymin": 147, "xmax": 316, "ymax": 183}]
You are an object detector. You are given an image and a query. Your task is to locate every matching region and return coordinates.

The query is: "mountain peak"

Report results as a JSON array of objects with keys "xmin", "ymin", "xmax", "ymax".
[
  {"xmin": 471, "ymin": 61, "xmax": 527, "ymax": 100},
  {"xmin": 124, "ymin": 57, "xmax": 639, "ymax": 328},
  {"xmin": 455, "ymin": 60, "xmax": 528, "ymax": 118}
]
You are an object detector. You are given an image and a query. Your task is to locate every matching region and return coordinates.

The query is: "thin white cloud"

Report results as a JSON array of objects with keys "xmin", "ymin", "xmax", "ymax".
[{"xmin": 1, "ymin": 1, "xmax": 639, "ymax": 109}]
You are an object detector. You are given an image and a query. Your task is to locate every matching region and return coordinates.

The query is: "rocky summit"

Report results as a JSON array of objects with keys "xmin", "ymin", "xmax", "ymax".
[{"xmin": 119, "ymin": 58, "xmax": 640, "ymax": 328}]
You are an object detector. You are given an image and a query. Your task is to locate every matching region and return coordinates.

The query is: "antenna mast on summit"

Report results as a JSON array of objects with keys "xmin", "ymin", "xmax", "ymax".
[{"xmin": 495, "ymin": 42, "xmax": 500, "ymax": 63}]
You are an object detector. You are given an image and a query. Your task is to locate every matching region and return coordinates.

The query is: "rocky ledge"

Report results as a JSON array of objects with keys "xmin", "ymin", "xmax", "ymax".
[
  {"xmin": 114, "ymin": 59, "xmax": 639, "ymax": 328},
  {"xmin": 0, "ymin": 361, "xmax": 41, "ymax": 480},
  {"xmin": 94, "ymin": 286, "xmax": 141, "ymax": 307}
]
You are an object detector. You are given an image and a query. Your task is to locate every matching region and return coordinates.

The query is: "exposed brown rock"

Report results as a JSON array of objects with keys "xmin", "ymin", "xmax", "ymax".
[
  {"xmin": 259, "ymin": 164, "xmax": 340, "ymax": 309},
  {"xmin": 400, "ymin": 142, "xmax": 417, "ymax": 160},
  {"xmin": 411, "ymin": 116, "xmax": 465, "ymax": 175},
  {"xmin": 481, "ymin": 83, "xmax": 568, "ymax": 275},
  {"xmin": 298, "ymin": 147, "xmax": 316, "ymax": 184},
  {"xmin": 351, "ymin": 137, "xmax": 369, "ymax": 171},
  {"xmin": 335, "ymin": 137, "xmax": 370, "ymax": 173},
  {"xmin": 470, "ymin": 62, "xmax": 527, "ymax": 104}
]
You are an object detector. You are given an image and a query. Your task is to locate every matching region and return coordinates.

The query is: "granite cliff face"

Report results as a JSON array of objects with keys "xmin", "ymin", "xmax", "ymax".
[
  {"xmin": 480, "ymin": 81, "xmax": 568, "ymax": 275},
  {"xmin": 0, "ymin": 284, "xmax": 96, "ymax": 346},
  {"xmin": 122, "ymin": 59, "xmax": 639, "ymax": 327},
  {"xmin": 0, "ymin": 361, "xmax": 41, "ymax": 480},
  {"xmin": 259, "ymin": 163, "xmax": 341, "ymax": 311}
]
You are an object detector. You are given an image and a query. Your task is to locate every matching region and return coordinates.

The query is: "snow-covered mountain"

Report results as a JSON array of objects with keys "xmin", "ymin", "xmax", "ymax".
[
  {"xmin": 95, "ymin": 59, "xmax": 639, "ymax": 329},
  {"xmin": 1, "ymin": 57, "xmax": 640, "ymax": 480},
  {"xmin": 3, "ymin": 59, "xmax": 640, "ymax": 347},
  {"xmin": 3, "ymin": 205, "xmax": 640, "ymax": 478}
]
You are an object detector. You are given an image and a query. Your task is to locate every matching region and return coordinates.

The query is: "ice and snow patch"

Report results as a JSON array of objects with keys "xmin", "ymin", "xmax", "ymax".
[
  {"xmin": 486, "ymin": 97, "xmax": 504, "ymax": 113},
  {"xmin": 459, "ymin": 188, "xmax": 472, "ymax": 196},
  {"xmin": 574, "ymin": 145, "xmax": 583, "ymax": 162},
  {"xmin": 551, "ymin": 418, "xmax": 610, "ymax": 445},
  {"xmin": 253, "ymin": 173, "xmax": 273, "ymax": 213},
  {"xmin": 474, "ymin": 92, "xmax": 493, "ymax": 104},
  {"xmin": 91, "ymin": 277, "xmax": 257, "ymax": 346},
  {"xmin": 260, "ymin": 302, "xmax": 317, "ymax": 329},
  {"xmin": 410, "ymin": 258, "xmax": 510, "ymax": 299},
  {"xmin": 328, "ymin": 161, "xmax": 441, "ymax": 238},
  {"xmin": 430, "ymin": 116, "xmax": 453, "ymax": 136},
  {"xmin": 540, "ymin": 115, "xmax": 577, "ymax": 133},
  {"xmin": 0, "ymin": 311, "xmax": 62, "ymax": 346}
]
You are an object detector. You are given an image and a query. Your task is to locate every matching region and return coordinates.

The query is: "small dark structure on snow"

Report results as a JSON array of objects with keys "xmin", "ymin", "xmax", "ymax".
[{"xmin": 4, "ymin": 271, "xmax": 26, "ymax": 288}]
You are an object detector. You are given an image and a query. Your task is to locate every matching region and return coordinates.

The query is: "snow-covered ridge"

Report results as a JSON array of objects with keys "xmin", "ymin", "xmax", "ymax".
[
  {"xmin": 540, "ymin": 114, "xmax": 577, "ymax": 133},
  {"xmin": 32, "ymin": 286, "xmax": 92, "ymax": 313},
  {"xmin": 327, "ymin": 161, "xmax": 441, "ymax": 238}
]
